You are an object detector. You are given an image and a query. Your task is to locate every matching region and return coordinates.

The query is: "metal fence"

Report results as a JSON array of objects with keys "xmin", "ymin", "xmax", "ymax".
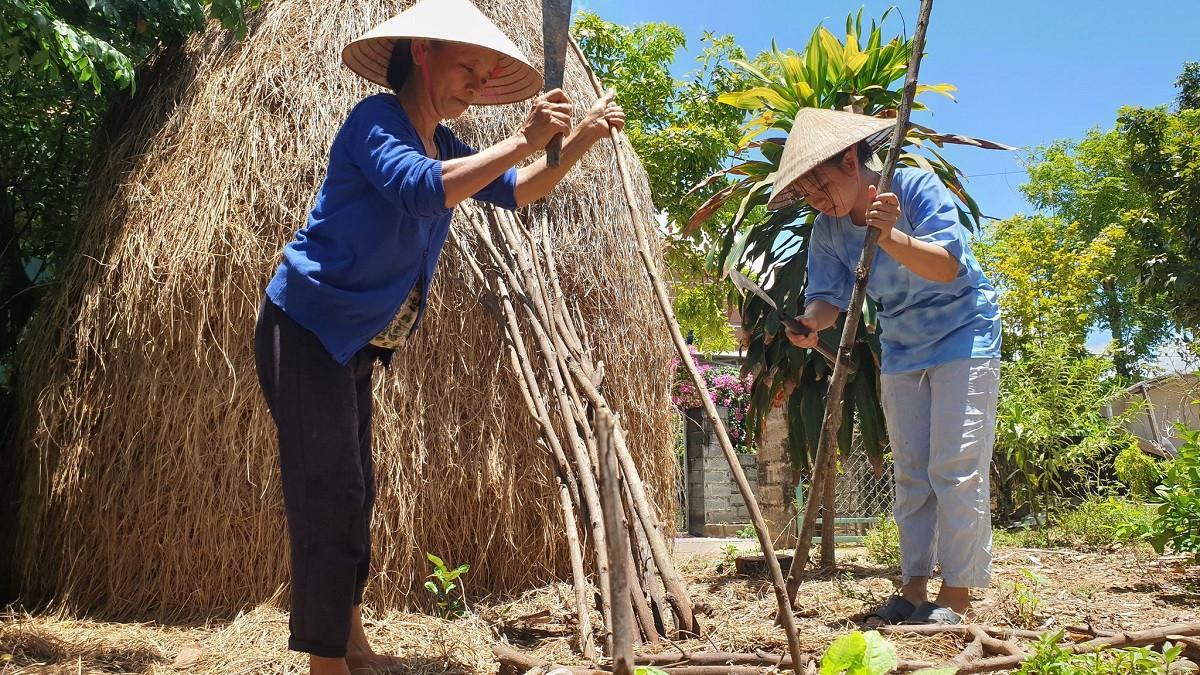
[{"xmin": 799, "ymin": 443, "xmax": 895, "ymax": 542}]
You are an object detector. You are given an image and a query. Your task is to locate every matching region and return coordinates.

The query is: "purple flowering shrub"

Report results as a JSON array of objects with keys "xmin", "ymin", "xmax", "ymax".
[{"xmin": 670, "ymin": 347, "xmax": 755, "ymax": 452}]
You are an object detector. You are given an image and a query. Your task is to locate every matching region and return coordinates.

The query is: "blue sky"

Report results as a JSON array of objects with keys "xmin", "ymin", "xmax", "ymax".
[
  {"xmin": 576, "ymin": 0, "xmax": 1199, "ymax": 362},
  {"xmin": 576, "ymin": 0, "xmax": 1199, "ymax": 222}
]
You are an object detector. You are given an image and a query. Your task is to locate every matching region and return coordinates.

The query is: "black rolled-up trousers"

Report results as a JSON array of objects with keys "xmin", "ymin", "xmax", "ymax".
[{"xmin": 254, "ymin": 298, "xmax": 385, "ymax": 658}]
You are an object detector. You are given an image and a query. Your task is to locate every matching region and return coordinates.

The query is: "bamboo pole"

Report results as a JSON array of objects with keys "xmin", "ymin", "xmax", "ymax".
[
  {"xmin": 569, "ymin": 38, "xmax": 804, "ymax": 669},
  {"xmin": 787, "ymin": 0, "xmax": 935, "ymax": 599}
]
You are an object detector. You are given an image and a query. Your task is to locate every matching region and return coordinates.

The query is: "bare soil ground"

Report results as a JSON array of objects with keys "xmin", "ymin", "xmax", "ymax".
[{"xmin": 3, "ymin": 544, "xmax": 1197, "ymax": 674}]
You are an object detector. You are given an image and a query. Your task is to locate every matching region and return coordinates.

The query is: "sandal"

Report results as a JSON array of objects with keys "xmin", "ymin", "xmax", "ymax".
[
  {"xmin": 904, "ymin": 601, "xmax": 963, "ymax": 625},
  {"xmin": 861, "ymin": 595, "xmax": 917, "ymax": 626}
]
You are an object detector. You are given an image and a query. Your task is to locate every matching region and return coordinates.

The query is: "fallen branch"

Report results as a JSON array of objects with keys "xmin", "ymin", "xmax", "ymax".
[
  {"xmin": 493, "ymin": 643, "xmax": 816, "ymax": 675},
  {"xmin": 496, "ymin": 621, "xmax": 1200, "ymax": 675},
  {"xmin": 881, "ymin": 624, "xmax": 1054, "ymax": 641},
  {"xmin": 894, "ymin": 621, "xmax": 1200, "ymax": 673}
]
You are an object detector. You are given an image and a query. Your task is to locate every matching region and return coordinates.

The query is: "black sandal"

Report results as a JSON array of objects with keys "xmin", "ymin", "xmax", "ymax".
[
  {"xmin": 861, "ymin": 595, "xmax": 917, "ymax": 626},
  {"xmin": 903, "ymin": 601, "xmax": 963, "ymax": 625}
]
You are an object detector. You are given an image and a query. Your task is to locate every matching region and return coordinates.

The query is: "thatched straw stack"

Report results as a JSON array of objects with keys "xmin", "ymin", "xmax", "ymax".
[{"xmin": 14, "ymin": 0, "xmax": 675, "ymax": 620}]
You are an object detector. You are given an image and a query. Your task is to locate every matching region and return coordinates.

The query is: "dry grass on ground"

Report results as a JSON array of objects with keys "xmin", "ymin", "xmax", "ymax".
[{"xmin": 3, "ymin": 545, "xmax": 1197, "ymax": 674}]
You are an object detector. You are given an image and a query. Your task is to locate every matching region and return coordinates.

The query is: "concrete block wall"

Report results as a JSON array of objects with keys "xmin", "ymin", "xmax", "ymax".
[{"xmin": 684, "ymin": 408, "xmax": 759, "ymax": 537}]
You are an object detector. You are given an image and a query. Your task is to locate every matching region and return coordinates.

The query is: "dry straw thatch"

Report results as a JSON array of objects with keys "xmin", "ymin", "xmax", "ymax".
[{"xmin": 13, "ymin": 0, "xmax": 676, "ymax": 621}]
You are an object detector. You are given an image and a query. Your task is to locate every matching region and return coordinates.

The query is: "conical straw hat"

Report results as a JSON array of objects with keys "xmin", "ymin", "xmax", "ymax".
[
  {"xmin": 342, "ymin": 0, "xmax": 543, "ymax": 105},
  {"xmin": 767, "ymin": 108, "xmax": 896, "ymax": 211}
]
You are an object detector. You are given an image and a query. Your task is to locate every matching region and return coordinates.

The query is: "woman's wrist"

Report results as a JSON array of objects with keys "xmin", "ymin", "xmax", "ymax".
[{"xmin": 507, "ymin": 132, "xmax": 538, "ymax": 159}]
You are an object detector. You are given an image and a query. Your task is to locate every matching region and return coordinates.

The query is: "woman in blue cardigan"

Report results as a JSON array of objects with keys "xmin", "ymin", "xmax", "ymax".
[{"xmin": 254, "ymin": 1, "xmax": 624, "ymax": 672}]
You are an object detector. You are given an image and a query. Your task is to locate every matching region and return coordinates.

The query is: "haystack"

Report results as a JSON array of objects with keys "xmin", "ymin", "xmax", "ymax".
[{"xmin": 14, "ymin": 0, "xmax": 675, "ymax": 620}]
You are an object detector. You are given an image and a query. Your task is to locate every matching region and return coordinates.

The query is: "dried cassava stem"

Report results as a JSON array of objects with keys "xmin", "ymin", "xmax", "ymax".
[
  {"xmin": 596, "ymin": 414, "xmax": 635, "ymax": 674},
  {"xmin": 569, "ymin": 38, "xmax": 803, "ymax": 669}
]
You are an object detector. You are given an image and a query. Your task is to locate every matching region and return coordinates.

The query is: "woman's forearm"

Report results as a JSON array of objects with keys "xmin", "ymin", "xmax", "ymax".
[
  {"xmin": 879, "ymin": 229, "xmax": 960, "ymax": 283},
  {"xmin": 513, "ymin": 127, "xmax": 599, "ymax": 207},
  {"xmin": 803, "ymin": 299, "xmax": 843, "ymax": 331},
  {"xmin": 440, "ymin": 134, "xmax": 533, "ymax": 208}
]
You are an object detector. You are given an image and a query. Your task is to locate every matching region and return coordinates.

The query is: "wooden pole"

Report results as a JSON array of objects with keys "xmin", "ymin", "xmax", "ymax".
[
  {"xmin": 448, "ymin": 228, "xmax": 596, "ymax": 660},
  {"xmin": 787, "ymin": 0, "xmax": 935, "ymax": 602},
  {"xmin": 570, "ymin": 38, "xmax": 806, "ymax": 671},
  {"xmin": 597, "ymin": 414, "xmax": 635, "ymax": 674}
]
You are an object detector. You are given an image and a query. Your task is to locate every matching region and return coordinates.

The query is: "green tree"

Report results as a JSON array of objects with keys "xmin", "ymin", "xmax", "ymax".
[
  {"xmin": 1020, "ymin": 128, "xmax": 1175, "ymax": 377},
  {"xmin": 574, "ymin": 12, "xmax": 750, "ymax": 353},
  {"xmin": 1, "ymin": 0, "xmax": 259, "ymax": 395},
  {"xmin": 1175, "ymin": 60, "xmax": 1199, "ymax": 112},
  {"xmin": 975, "ymin": 215, "xmax": 1112, "ymax": 358},
  {"xmin": 1118, "ymin": 93, "xmax": 1200, "ymax": 331}
]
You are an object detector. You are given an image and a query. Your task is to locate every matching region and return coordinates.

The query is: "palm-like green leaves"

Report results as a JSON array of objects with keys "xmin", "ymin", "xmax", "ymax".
[{"xmin": 688, "ymin": 11, "xmax": 1011, "ymax": 468}]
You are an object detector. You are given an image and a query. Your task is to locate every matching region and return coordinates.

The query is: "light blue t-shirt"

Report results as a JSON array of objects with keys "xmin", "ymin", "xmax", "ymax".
[{"xmin": 804, "ymin": 167, "xmax": 1001, "ymax": 374}]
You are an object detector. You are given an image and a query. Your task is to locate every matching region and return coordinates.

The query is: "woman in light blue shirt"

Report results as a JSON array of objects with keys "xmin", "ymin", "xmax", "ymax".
[{"xmin": 774, "ymin": 108, "xmax": 1001, "ymax": 625}]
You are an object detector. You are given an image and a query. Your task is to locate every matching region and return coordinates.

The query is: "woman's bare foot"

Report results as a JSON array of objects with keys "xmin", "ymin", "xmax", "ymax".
[
  {"xmin": 934, "ymin": 585, "xmax": 970, "ymax": 615},
  {"xmin": 309, "ymin": 656, "xmax": 351, "ymax": 675},
  {"xmin": 345, "ymin": 651, "xmax": 405, "ymax": 674},
  {"xmin": 345, "ymin": 604, "xmax": 404, "ymax": 674}
]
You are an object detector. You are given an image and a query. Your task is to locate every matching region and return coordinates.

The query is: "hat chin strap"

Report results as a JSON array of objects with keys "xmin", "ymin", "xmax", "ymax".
[{"xmin": 418, "ymin": 56, "xmax": 438, "ymax": 121}]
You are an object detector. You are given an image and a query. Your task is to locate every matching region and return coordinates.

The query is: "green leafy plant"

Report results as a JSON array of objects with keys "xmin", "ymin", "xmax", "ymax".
[
  {"xmin": 1009, "ymin": 568, "xmax": 1049, "ymax": 629},
  {"xmin": 736, "ymin": 524, "xmax": 757, "ymax": 539},
  {"xmin": 717, "ymin": 543, "xmax": 740, "ymax": 574},
  {"xmin": 834, "ymin": 572, "xmax": 889, "ymax": 609},
  {"xmin": 1140, "ymin": 425, "xmax": 1200, "ymax": 562},
  {"xmin": 1114, "ymin": 442, "xmax": 1165, "ymax": 499},
  {"xmin": 686, "ymin": 10, "xmax": 1010, "ymax": 473},
  {"xmin": 819, "ymin": 630, "xmax": 897, "ymax": 675},
  {"xmin": 1014, "ymin": 631, "xmax": 1182, "ymax": 674},
  {"xmin": 1054, "ymin": 496, "xmax": 1154, "ymax": 549},
  {"xmin": 423, "ymin": 553, "xmax": 470, "ymax": 619},
  {"xmin": 995, "ymin": 497, "xmax": 1153, "ymax": 551},
  {"xmin": 993, "ymin": 526, "xmax": 1052, "ymax": 550},
  {"xmin": 992, "ymin": 334, "xmax": 1134, "ymax": 524},
  {"xmin": 635, "ymin": 668, "xmax": 669, "ymax": 675},
  {"xmin": 862, "ymin": 515, "xmax": 901, "ymax": 570}
]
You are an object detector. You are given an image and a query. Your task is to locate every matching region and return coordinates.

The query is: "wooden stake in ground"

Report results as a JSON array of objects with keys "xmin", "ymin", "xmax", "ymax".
[
  {"xmin": 570, "ymin": 38, "xmax": 805, "ymax": 671},
  {"xmin": 787, "ymin": 0, "xmax": 935, "ymax": 602},
  {"xmin": 596, "ymin": 413, "xmax": 635, "ymax": 674}
]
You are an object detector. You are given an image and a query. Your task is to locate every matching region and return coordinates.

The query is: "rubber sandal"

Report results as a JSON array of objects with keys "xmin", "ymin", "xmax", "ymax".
[
  {"xmin": 904, "ymin": 601, "xmax": 963, "ymax": 625},
  {"xmin": 861, "ymin": 595, "xmax": 917, "ymax": 626}
]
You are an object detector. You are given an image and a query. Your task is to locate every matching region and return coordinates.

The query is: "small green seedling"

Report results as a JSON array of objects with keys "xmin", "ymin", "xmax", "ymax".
[
  {"xmin": 1012, "ymin": 568, "xmax": 1049, "ymax": 629},
  {"xmin": 716, "ymin": 543, "xmax": 740, "ymax": 574},
  {"xmin": 424, "ymin": 552, "xmax": 470, "ymax": 619}
]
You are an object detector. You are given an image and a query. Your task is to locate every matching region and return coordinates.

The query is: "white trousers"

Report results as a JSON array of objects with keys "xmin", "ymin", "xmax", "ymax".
[{"xmin": 880, "ymin": 358, "xmax": 1000, "ymax": 588}]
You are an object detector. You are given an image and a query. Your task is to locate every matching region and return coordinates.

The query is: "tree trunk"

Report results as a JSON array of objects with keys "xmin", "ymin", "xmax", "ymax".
[{"xmin": 1100, "ymin": 278, "xmax": 1132, "ymax": 378}]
